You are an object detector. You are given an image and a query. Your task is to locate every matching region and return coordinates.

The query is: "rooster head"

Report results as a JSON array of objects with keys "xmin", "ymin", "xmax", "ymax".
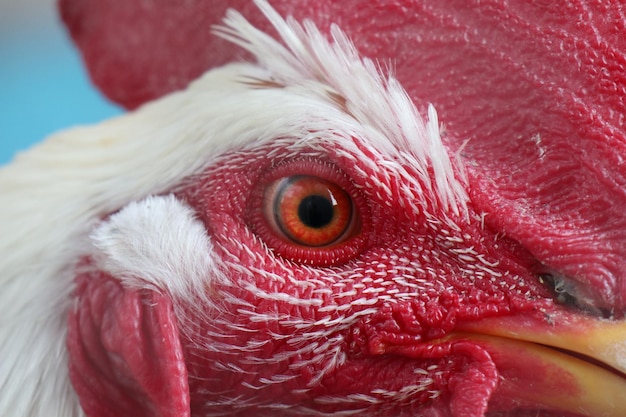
[{"xmin": 2, "ymin": 1, "xmax": 626, "ymax": 417}]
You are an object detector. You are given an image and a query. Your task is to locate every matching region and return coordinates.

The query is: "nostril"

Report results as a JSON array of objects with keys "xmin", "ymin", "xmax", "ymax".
[{"xmin": 538, "ymin": 271, "xmax": 615, "ymax": 319}]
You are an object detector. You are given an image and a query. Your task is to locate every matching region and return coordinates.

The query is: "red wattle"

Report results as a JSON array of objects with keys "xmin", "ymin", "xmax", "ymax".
[{"xmin": 67, "ymin": 270, "xmax": 190, "ymax": 417}]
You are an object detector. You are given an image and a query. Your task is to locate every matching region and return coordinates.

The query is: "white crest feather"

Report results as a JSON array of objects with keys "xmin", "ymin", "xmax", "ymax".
[{"xmin": 215, "ymin": 0, "xmax": 468, "ymax": 215}]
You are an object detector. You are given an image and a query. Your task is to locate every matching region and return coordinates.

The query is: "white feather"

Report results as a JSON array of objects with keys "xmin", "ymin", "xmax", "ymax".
[
  {"xmin": 0, "ymin": 1, "xmax": 467, "ymax": 416},
  {"xmin": 90, "ymin": 195, "xmax": 225, "ymax": 301}
]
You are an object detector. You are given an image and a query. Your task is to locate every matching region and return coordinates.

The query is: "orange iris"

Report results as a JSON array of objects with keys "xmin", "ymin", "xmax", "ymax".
[{"xmin": 267, "ymin": 176, "xmax": 354, "ymax": 247}]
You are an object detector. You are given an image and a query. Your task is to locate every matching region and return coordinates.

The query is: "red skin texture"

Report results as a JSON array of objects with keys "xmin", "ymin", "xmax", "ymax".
[
  {"xmin": 68, "ymin": 141, "xmax": 588, "ymax": 416},
  {"xmin": 59, "ymin": 0, "xmax": 626, "ymax": 310},
  {"xmin": 59, "ymin": 1, "xmax": 626, "ymax": 416}
]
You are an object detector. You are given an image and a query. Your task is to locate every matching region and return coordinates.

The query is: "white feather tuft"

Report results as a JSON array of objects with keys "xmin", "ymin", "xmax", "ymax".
[{"xmin": 90, "ymin": 195, "xmax": 224, "ymax": 299}]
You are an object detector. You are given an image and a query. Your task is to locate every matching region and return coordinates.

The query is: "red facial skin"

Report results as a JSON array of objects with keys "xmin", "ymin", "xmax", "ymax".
[
  {"xmin": 59, "ymin": 0, "xmax": 626, "ymax": 312},
  {"xmin": 60, "ymin": 1, "xmax": 626, "ymax": 416},
  {"xmin": 69, "ymin": 140, "xmax": 583, "ymax": 416}
]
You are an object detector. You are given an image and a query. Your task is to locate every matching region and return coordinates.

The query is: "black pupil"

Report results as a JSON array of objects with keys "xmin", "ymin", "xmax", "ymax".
[{"xmin": 298, "ymin": 195, "xmax": 334, "ymax": 228}]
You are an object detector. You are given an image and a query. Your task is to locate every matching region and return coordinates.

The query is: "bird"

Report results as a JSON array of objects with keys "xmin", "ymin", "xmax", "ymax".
[{"xmin": 2, "ymin": 1, "xmax": 626, "ymax": 417}]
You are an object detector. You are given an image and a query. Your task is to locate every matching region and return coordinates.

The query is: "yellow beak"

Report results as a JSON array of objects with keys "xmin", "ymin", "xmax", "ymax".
[{"xmin": 454, "ymin": 311, "xmax": 626, "ymax": 416}]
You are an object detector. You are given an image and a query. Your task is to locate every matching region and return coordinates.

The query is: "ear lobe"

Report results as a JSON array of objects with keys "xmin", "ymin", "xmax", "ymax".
[{"xmin": 67, "ymin": 272, "xmax": 190, "ymax": 417}]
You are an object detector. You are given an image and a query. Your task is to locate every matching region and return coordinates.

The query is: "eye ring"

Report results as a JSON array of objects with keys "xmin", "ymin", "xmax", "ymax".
[{"xmin": 247, "ymin": 159, "xmax": 368, "ymax": 266}]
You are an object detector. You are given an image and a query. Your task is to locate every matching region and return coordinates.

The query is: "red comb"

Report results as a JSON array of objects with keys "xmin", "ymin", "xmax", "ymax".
[{"xmin": 59, "ymin": 0, "xmax": 333, "ymax": 109}]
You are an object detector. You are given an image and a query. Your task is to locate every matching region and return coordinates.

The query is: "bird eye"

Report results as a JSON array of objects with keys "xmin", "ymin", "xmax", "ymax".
[
  {"xmin": 265, "ymin": 176, "xmax": 355, "ymax": 247},
  {"xmin": 247, "ymin": 160, "xmax": 367, "ymax": 266}
]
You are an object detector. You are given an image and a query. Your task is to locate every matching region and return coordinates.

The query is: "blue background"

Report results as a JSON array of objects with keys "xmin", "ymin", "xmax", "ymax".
[{"xmin": 0, "ymin": 1, "xmax": 122, "ymax": 165}]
